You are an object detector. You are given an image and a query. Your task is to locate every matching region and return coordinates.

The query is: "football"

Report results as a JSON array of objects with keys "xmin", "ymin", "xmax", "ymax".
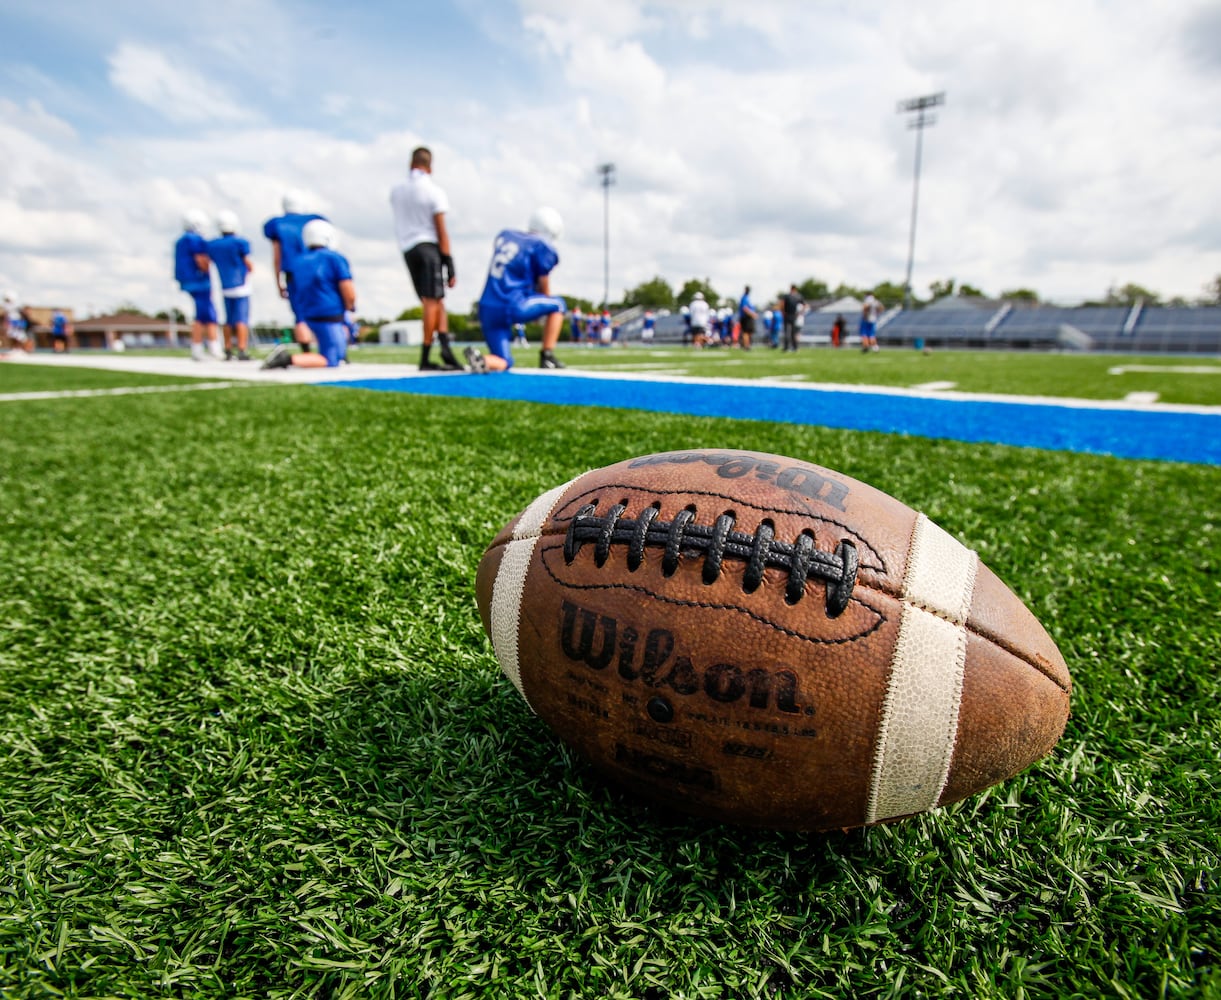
[{"xmin": 476, "ymin": 449, "xmax": 1071, "ymax": 831}]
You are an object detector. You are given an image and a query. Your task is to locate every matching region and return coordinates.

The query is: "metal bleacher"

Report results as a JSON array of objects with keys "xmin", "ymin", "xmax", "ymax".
[
  {"xmin": 1120, "ymin": 306, "xmax": 1221, "ymax": 353},
  {"xmin": 994, "ymin": 306, "xmax": 1128, "ymax": 349},
  {"xmin": 599, "ymin": 301, "xmax": 1221, "ymax": 355},
  {"xmin": 875, "ymin": 302, "xmax": 1221, "ymax": 354},
  {"xmin": 878, "ymin": 307, "xmax": 993, "ymax": 348}
]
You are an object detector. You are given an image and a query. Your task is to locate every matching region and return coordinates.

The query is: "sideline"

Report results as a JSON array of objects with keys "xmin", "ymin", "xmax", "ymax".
[
  {"xmin": 5, "ymin": 352, "xmax": 1219, "ymax": 464},
  {"xmin": 330, "ymin": 368, "xmax": 1221, "ymax": 465},
  {"xmin": 0, "ymin": 349, "xmax": 435, "ymax": 384}
]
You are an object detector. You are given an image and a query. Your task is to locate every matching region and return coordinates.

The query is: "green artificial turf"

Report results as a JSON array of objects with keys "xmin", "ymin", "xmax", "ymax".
[{"xmin": 0, "ymin": 381, "xmax": 1217, "ymax": 998}]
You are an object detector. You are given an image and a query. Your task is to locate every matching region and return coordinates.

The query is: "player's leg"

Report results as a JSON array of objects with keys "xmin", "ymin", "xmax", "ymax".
[
  {"xmin": 515, "ymin": 295, "xmax": 566, "ymax": 368},
  {"xmin": 467, "ymin": 305, "xmax": 510, "ymax": 372},
  {"xmin": 308, "ymin": 321, "xmax": 346, "ymax": 367}
]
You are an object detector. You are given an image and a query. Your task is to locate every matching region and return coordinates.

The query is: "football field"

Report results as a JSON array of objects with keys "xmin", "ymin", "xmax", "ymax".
[{"xmin": 1, "ymin": 348, "xmax": 1218, "ymax": 998}]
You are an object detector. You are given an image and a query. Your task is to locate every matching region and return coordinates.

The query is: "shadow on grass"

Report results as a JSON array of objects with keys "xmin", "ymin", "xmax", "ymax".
[{"xmin": 310, "ymin": 663, "xmax": 892, "ymax": 898}]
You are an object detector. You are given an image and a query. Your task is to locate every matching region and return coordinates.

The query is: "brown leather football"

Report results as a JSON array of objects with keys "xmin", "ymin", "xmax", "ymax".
[{"xmin": 476, "ymin": 449, "xmax": 1071, "ymax": 831}]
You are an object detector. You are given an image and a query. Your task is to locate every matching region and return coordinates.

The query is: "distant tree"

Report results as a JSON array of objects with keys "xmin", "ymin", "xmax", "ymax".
[
  {"xmin": 114, "ymin": 301, "xmax": 152, "ymax": 316},
  {"xmin": 796, "ymin": 277, "xmax": 830, "ymax": 302},
  {"xmin": 957, "ymin": 283, "xmax": 985, "ymax": 298},
  {"xmin": 1104, "ymin": 282, "xmax": 1161, "ymax": 306},
  {"xmin": 568, "ymin": 296, "xmax": 598, "ymax": 316},
  {"xmin": 1202, "ymin": 274, "xmax": 1221, "ymax": 305},
  {"xmin": 623, "ymin": 276, "xmax": 676, "ymax": 311},
  {"xmin": 677, "ymin": 278, "xmax": 720, "ymax": 309},
  {"xmin": 1000, "ymin": 288, "xmax": 1040, "ymax": 304},
  {"xmin": 396, "ymin": 306, "xmax": 423, "ymax": 321},
  {"xmin": 154, "ymin": 308, "xmax": 187, "ymax": 323},
  {"xmin": 870, "ymin": 281, "xmax": 907, "ymax": 309},
  {"xmin": 928, "ymin": 278, "xmax": 956, "ymax": 299},
  {"xmin": 829, "ymin": 283, "xmax": 864, "ymax": 301}
]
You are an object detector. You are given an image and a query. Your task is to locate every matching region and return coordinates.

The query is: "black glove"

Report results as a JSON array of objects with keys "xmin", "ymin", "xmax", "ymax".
[{"xmin": 440, "ymin": 254, "xmax": 455, "ymax": 283}]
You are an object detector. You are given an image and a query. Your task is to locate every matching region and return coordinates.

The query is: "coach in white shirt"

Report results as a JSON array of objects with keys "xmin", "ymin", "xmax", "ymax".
[{"xmin": 390, "ymin": 146, "xmax": 462, "ymax": 370}]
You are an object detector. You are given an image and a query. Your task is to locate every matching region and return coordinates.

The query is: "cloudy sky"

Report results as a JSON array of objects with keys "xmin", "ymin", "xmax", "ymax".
[{"xmin": 2, "ymin": 0, "xmax": 1220, "ymax": 323}]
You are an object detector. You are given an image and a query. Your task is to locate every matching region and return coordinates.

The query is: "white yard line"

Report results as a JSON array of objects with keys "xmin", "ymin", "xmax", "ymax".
[
  {"xmin": 6, "ymin": 351, "xmax": 1220, "ymax": 416},
  {"xmin": 910, "ymin": 381, "xmax": 958, "ymax": 391},
  {"xmin": 1108, "ymin": 364, "xmax": 1221, "ymax": 376},
  {"xmin": 0, "ymin": 351, "xmax": 438, "ymax": 383},
  {"xmin": 514, "ymin": 365, "xmax": 1221, "ymax": 415},
  {"xmin": 0, "ymin": 381, "xmax": 244, "ymax": 402},
  {"xmin": 581, "ymin": 362, "xmax": 696, "ymax": 372},
  {"xmin": 1123, "ymin": 391, "xmax": 1161, "ymax": 404}
]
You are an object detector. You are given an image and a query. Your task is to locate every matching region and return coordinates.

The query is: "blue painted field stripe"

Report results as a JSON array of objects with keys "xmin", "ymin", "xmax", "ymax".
[{"xmin": 324, "ymin": 373, "xmax": 1221, "ymax": 465}]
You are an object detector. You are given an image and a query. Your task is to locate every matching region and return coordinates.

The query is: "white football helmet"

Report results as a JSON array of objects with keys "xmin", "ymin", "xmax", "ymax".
[
  {"xmin": 692, "ymin": 291, "xmax": 704, "ymax": 301},
  {"xmin": 528, "ymin": 206, "xmax": 563, "ymax": 243},
  {"xmin": 282, "ymin": 190, "xmax": 307, "ymax": 214},
  {"xmin": 2, "ymin": 289, "xmax": 16, "ymax": 304},
  {"xmin": 302, "ymin": 219, "xmax": 335, "ymax": 249},
  {"xmin": 216, "ymin": 210, "xmax": 239, "ymax": 234},
  {"xmin": 182, "ymin": 209, "xmax": 208, "ymax": 233}
]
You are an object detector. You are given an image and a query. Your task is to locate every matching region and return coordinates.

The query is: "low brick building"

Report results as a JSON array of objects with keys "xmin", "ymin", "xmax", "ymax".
[{"xmin": 67, "ymin": 312, "xmax": 183, "ymax": 350}]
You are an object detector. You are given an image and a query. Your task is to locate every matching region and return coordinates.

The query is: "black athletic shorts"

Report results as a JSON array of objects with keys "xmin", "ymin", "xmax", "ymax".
[{"xmin": 404, "ymin": 243, "xmax": 445, "ymax": 301}]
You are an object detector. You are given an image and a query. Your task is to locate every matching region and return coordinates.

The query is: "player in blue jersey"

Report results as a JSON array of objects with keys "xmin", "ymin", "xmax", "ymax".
[
  {"xmin": 208, "ymin": 210, "xmax": 254, "ymax": 360},
  {"xmin": 738, "ymin": 285, "xmax": 757, "ymax": 350},
  {"xmin": 174, "ymin": 210, "xmax": 223, "ymax": 361},
  {"xmin": 51, "ymin": 309, "xmax": 72, "ymax": 352},
  {"xmin": 464, "ymin": 207, "xmax": 567, "ymax": 373},
  {"xmin": 262, "ymin": 220, "xmax": 355, "ymax": 371},
  {"xmin": 1, "ymin": 291, "xmax": 27, "ymax": 353},
  {"xmin": 642, "ymin": 309, "xmax": 655, "ymax": 343},
  {"xmin": 860, "ymin": 292, "xmax": 881, "ymax": 352},
  {"xmin": 263, "ymin": 191, "xmax": 326, "ymax": 355},
  {"xmin": 767, "ymin": 304, "xmax": 783, "ymax": 348}
]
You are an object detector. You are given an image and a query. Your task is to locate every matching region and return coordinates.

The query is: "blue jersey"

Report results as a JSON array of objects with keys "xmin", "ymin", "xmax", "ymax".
[
  {"xmin": 207, "ymin": 235, "xmax": 252, "ymax": 291},
  {"xmin": 262, "ymin": 212, "xmax": 325, "ymax": 274},
  {"xmin": 291, "ymin": 247, "xmax": 352, "ymax": 319},
  {"xmin": 739, "ymin": 292, "xmax": 755, "ymax": 319},
  {"xmin": 52, "ymin": 311, "xmax": 67, "ymax": 335},
  {"xmin": 174, "ymin": 232, "xmax": 211, "ymax": 292},
  {"xmin": 478, "ymin": 230, "xmax": 559, "ymax": 317}
]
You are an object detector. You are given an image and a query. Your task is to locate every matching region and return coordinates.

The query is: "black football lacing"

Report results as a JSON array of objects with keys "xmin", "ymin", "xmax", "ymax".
[{"xmin": 562, "ymin": 502, "xmax": 859, "ymax": 617}]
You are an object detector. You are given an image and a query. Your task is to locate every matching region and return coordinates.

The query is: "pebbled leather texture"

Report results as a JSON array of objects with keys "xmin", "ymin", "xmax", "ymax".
[{"xmin": 477, "ymin": 449, "xmax": 1071, "ymax": 831}]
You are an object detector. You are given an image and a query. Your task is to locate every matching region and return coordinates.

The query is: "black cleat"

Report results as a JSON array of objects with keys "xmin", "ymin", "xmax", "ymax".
[
  {"xmin": 464, "ymin": 346, "xmax": 488, "ymax": 374},
  {"xmin": 261, "ymin": 344, "xmax": 292, "ymax": 370},
  {"xmin": 438, "ymin": 340, "xmax": 463, "ymax": 369},
  {"xmin": 540, "ymin": 349, "xmax": 565, "ymax": 369}
]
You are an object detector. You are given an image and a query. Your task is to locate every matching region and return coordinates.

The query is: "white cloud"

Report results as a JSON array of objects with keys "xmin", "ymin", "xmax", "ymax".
[
  {"xmin": 3, "ymin": 0, "xmax": 1221, "ymax": 319},
  {"xmin": 107, "ymin": 41, "xmax": 258, "ymax": 124}
]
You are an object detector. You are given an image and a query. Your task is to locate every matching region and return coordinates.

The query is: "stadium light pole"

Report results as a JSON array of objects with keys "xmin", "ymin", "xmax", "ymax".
[
  {"xmin": 597, "ymin": 162, "xmax": 616, "ymax": 309},
  {"xmin": 897, "ymin": 92, "xmax": 945, "ymax": 311}
]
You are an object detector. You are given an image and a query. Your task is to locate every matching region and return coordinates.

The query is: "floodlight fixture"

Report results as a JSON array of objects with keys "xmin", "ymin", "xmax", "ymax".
[
  {"xmin": 897, "ymin": 92, "xmax": 945, "ymax": 310},
  {"xmin": 597, "ymin": 163, "xmax": 616, "ymax": 309}
]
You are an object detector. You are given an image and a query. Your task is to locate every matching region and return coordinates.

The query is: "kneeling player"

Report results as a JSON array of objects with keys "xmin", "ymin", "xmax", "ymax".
[
  {"xmin": 262, "ymin": 220, "xmax": 355, "ymax": 370},
  {"xmin": 465, "ymin": 207, "xmax": 567, "ymax": 373}
]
